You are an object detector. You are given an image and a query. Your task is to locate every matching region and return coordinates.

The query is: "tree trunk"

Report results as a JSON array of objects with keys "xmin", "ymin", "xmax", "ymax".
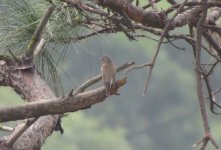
[{"xmin": 0, "ymin": 60, "xmax": 59, "ymax": 149}]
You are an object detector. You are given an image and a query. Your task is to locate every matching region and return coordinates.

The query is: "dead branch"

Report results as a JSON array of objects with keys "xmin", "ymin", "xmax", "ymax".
[
  {"xmin": 124, "ymin": 63, "xmax": 151, "ymax": 74},
  {"xmin": 63, "ymin": 0, "xmax": 166, "ymax": 28},
  {"xmin": 165, "ymin": 1, "xmax": 221, "ymax": 15},
  {"xmin": 193, "ymin": 0, "xmax": 218, "ymax": 149},
  {"xmin": 201, "ymin": 69, "xmax": 221, "ymax": 115},
  {"xmin": 213, "ymin": 88, "xmax": 221, "ymax": 96},
  {"xmin": 206, "ymin": 60, "xmax": 219, "ymax": 76},
  {"xmin": 143, "ymin": 0, "xmax": 188, "ymax": 95},
  {"xmin": 65, "ymin": 0, "xmax": 108, "ymax": 16}
]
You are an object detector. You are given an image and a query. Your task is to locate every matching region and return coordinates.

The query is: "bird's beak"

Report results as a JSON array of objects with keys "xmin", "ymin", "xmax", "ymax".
[{"xmin": 99, "ymin": 57, "xmax": 102, "ymax": 60}]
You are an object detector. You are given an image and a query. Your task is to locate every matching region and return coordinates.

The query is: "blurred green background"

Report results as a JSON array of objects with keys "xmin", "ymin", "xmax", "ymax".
[{"xmin": 1, "ymin": 0, "xmax": 221, "ymax": 150}]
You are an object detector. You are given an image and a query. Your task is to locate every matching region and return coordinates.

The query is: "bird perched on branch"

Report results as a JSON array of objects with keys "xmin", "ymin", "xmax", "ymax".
[{"xmin": 100, "ymin": 55, "xmax": 116, "ymax": 96}]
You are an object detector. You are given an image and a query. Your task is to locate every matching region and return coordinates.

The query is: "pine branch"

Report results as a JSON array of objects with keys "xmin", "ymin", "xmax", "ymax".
[{"xmin": 26, "ymin": 5, "xmax": 55, "ymax": 57}]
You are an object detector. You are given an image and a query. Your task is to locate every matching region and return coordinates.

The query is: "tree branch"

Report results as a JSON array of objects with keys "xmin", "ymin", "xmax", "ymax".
[
  {"xmin": 26, "ymin": 5, "xmax": 55, "ymax": 57},
  {"xmin": 0, "ymin": 77, "xmax": 127, "ymax": 122},
  {"xmin": 72, "ymin": 61, "xmax": 134, "ymax": 95},
  {"xmin": 64, "ymin": 0, "xmax": 166, "ymax": 28},
  {"xmin": 193, "ymin": 1, "xmax": 218, "ymax": 149},
  {"xmin": 143, "ymin": 0, "xmax": 188, "ymax": 95},
  {"xmin": 5, "ymin": 118, "xmax": 37, "ymax": 147},
  {"xmin": 0, "ymin": 125, "xmax": 13, "ymax": 132},
  {"xmin": 124, "ymin": 63, "xmax": 151, "ymax": 74},
  {"xmin": 33, "ymin": 38, "xmax": 47, "ymax": 57},
  {"xmin": 147, "ymin": 0, "xmax": 158, "ymax": 12}
]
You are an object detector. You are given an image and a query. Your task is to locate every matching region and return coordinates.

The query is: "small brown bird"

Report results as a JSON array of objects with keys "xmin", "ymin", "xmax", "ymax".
[{"xmin": 100, "ymin": 55, "xmax": 116, "ymax": 96}]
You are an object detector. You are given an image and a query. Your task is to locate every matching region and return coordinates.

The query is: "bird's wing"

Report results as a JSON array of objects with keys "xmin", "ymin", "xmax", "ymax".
[{"xmin": 112, "ymin": 73, "xmax": 116, "ymax": 84}]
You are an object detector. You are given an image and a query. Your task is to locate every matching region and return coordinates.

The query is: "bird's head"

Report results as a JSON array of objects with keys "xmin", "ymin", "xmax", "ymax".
[{"xmin": 99, "ymin": 55, "xmax": 112, "ymax": 64}]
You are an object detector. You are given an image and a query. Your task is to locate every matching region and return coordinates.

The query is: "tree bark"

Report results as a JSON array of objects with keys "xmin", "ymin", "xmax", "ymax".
[
  {"xmin": 0, "ymin": 60, "xmax": 59, "ymax": 149},
  {"xmin": 0, "ymin": 77, "xmax": 127, "ymax": 122}
]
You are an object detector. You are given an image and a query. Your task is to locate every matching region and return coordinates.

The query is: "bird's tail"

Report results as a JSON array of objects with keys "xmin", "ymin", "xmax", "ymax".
[{"xmin": 105, "ymin": 82, "xmax": 111, "ymax": 96}]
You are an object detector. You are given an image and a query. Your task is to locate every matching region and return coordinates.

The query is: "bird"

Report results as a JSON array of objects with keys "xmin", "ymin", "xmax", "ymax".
[{"xmin": 99, "ymin": 55, "xmax": 116, "ymax": 96}]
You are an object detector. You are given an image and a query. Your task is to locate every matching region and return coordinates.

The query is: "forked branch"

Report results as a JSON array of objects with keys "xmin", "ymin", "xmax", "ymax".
[
  {"xmin": 193, "ymin": 1, "xmax": 218, "ymax": 149},
  {"xmin": 143, "ymin": 0, "xmax": 189, "ymax": 95}
]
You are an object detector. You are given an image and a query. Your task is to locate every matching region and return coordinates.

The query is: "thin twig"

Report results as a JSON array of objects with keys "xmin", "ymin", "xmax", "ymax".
[
  {"xmin": 213, "ymin": 88, "xmax": 221, "ymax": 96},
  {"xmin": 167, "ymin": 38, "xmax": 186, "ymax": 50},
  {"xmin": 8, "ymin": 50, "xmax": 19, "ymax": 63},
  {"xmin": 192, "ymin": 137, "xmax": 204, "ymax": 148},
  {"xmin": 124, "ymin": 63, "xmax": 151, "ymax": 74},
  {"xmin": 143, "ymin": 0, "xmax": 189, "ymax": 95},
  {"xmin": 206, "ymin": 60, "xmax": 219, "ymax": 76},
  {"xmin": 164, "ymin": 1, "xmax": 221, "ymax": 15},
  {"xmin": 184, "ymin": 36, "xmax": 221, "ymax": 61},
  {"xmin": 148, "ymin": 0, "xmax": 158, "ymax": 12},
  {"xmin": 0, "ymin": 125, "xmax": 14, "ymax": 132},
  {"xmin": 201, "ymin": 69, "xmax": 221, "ymax": 115},
  {"xmin": 50, "ymin": 27, "xmax": 117, "ymax": 43},
  {"xmin": 142, "ymin": 0, "xmax": 161, "ymax": 9},
  {"xmin": 65, "ymin": 0, "xmax": 108, "ymax": 17},
  {"xmin": 167, "ymin": 0, "xmax": 176, "ymax": 5}
]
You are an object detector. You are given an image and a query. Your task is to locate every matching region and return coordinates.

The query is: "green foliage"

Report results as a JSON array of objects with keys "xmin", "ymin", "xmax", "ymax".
[
  {"xmin": 0, "ymin": 0, "xmax": 86, "ymax": 94},
  {"xmin": 0, "ymin": 0, "xmax": 44, "ymax": 54},
  {"xmin": 0, "ymin": 0, "xmax": 84, "ymax": 54},
  {"xmin": 44, "ymin": 5, "xmax": 84, "ymax": 43}
]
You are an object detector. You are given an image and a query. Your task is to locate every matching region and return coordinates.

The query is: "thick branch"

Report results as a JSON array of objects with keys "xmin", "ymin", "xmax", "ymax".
[
  {"xmin": 64, "ymin": 0, "xmax": 166, "ymax": 28},
  {"xmin": 207, "ymin": 7, "xmax": 221, "ymax": 24},
  {"xmin": 26, "ymin": 6, "xmax": 55, "ymax": 57},
  {"xmin": 0, "ymin": 77, "xmax": 127, "ymax": 122}
]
